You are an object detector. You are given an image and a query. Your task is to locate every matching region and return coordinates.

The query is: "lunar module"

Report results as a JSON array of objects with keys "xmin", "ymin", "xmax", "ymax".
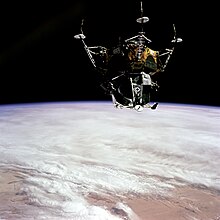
[{"xmin": 74, "ymin": 2, "xmax": 182, "ymax": 112}]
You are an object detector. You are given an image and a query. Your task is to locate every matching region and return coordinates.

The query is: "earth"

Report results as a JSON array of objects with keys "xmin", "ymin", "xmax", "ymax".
[{"xmin": 0, "ymin": 101, "xmax": 220, "ymax": 220}]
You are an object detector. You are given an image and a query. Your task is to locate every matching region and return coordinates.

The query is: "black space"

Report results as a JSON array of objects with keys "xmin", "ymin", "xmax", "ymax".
[{"xmin": 0, "ymin": 1, "xmax": 219, "ymax": 106}]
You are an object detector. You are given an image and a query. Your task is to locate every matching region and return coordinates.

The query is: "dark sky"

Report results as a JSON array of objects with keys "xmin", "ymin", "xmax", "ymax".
[{"xmin": 0, "ymin": 1, "xmax": 219, "ymax": 106}]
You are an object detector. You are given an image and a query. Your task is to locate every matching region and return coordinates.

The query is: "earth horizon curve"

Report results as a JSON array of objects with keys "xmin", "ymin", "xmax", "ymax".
[{"xmin": 0, "ymin": 101, "xmax": 220, "ymax": 219}]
